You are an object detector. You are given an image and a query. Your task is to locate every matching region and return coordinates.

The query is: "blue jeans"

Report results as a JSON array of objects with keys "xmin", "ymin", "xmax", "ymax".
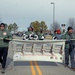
[{"xmin": 65, "ymin": 48, "xmax": 75, "ymax": 68}]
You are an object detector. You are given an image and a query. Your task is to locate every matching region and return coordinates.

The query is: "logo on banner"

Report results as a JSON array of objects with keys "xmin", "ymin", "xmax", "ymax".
[{"xmin": 3, "ymin": 32, "xmax": 7, "ymax": 35}]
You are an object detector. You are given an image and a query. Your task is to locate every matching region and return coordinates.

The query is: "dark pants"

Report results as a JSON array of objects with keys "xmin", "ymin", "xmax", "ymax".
[
  {"xmin": 65, "ymin": 48, "xmax": 75, "ymax": 68},
  {"xmin": 0, "ymin": 47, "xmax": 8, "ymax": 68}
]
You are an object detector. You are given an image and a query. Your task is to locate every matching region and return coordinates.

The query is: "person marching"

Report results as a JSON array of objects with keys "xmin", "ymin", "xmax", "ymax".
[
  {"xmin": 23, "ymin": 26, "xmax": 38, "ymax": 40},
  {"xmin": 0, "ymin": 23, "xmax": 13, "ymax": 74},
  {"xmin": 53, "ymin": 29, "xmax": 61, "ymax": 40},
  {"xmin": 61, "ymin": 26, "xmax": 75, "ymax": 71},
  {"xmin": 38, "ymin": 29, "xmax": 45, "ymax": 40}
]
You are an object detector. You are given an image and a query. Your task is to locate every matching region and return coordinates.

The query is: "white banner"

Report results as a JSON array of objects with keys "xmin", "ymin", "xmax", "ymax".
[{"xmin": 9, "ymin": 40, "xmax": 66, "ymax": 63}]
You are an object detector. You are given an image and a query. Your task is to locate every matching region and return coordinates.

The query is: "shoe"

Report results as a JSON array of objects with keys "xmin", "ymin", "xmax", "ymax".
[
  {"xmin": 64, "ymin": 64, "xmax": 68, "ymax": 67},
  {"xmin": 70, "ymin": 68, "xmax": 75, "ymax": 71},
  {"xmin": 0, "ymin": 64, "xmax": 2, "ymax": 70},
  {"xmin": 1, "ymin": 68, "xmax": 5, "ymax": 74},
  {"xmin": 0, "ymin": 63, "xmax": 2, "ymax": 70}
]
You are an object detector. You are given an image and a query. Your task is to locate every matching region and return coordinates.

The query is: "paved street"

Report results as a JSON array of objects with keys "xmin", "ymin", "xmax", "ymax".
[{"xmin": 0, "ymin": 35, "xmax": 75, "ymax": 75}]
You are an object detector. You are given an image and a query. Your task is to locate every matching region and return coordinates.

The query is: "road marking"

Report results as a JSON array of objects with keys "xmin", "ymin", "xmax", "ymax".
[
  {"xmin": 30, "ymin": 61, "xmax": 36, "ymax": 75},
  {"xmin": 34, "ymin": 61, "xmax": 42, "ymax": 75}
]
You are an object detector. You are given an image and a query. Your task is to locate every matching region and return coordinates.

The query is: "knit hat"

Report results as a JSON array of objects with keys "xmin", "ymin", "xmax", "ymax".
[
  {"xmin": 56, "ymin": 29, "xmax": 61, "ymax": 34},
  {"xmin": 67, "ymin": 26, "xmax": 73, "ymax": 31},
  {"xmin": 0, "ymin": 23, "xmax": 5, "ymax": 27}
]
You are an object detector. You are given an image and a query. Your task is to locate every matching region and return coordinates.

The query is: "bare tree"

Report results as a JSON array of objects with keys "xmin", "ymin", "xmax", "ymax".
[
  {"xmin": 13, "ymin": 23, "xmax": 18, "ymax": 33},
  {"xmin": 51, "ymin": 21, "xmax": 61, "ymax": 31},
  {"xmin": 68, "ymin": 18, "xmax": 75, "ymax": 33},
  {"xmin": 0, "ymin": 18, "xmax": 2, "ymax": 23},
  {"xmin": 68, "ymin": 18, "xmax": 75, "ymax": 27}
]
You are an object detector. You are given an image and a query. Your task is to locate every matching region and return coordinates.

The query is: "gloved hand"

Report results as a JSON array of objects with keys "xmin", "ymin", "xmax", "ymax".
[
  {"xmin": 66, "ymin": 39, "xmax": 71, "ymax": 44},
  {"xmin": 3, "ymin": 37, "xmax": 10, "ymax": 42},
  {"xmin": 54, "ymin": 36, "xmax": 57, "ymax": 40},
  {"xmin": 31, "ymin": 34, "xmax": 34, "ymax": 37}
]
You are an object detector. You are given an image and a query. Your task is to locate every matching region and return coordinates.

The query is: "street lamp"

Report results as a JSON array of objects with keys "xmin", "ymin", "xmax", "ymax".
[{"xmin": 51, "ymin": 2, "xmax": 55, "ymax": 25}]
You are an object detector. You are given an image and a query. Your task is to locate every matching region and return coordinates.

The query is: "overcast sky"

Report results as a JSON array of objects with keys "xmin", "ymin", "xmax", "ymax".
[{"xmin": 0, "ymin": 0, "xmax": 75, "ymax": 31}]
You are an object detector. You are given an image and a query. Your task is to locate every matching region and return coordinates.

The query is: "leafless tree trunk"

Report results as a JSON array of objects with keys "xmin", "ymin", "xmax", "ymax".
[
  {"xmin": 68, "ymin": 18, "xmax": 75, "ymax": 27},
  {"xmin": 68, "ymin": 18, "xmax": 75, "ymax": 33},
  {"xmin": 51, "ymin": 21, "xmax": 61, "ymax": 31},
  {"xmin": 0, "ymin": 18, "xmax": 2, "ymax": 23}
]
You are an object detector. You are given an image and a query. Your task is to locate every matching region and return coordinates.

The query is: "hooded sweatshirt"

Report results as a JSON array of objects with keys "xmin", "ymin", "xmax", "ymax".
[{"xmin": 0, "ymin": 28, "xmax": 12, "ymax": 47}]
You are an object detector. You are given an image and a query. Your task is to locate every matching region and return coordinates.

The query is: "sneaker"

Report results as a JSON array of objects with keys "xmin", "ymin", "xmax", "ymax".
[
  {"xmin": 64, "ymin": 64, "xmax": 68, "ymax": 67},
  {"xmin": 70, "ymin": 68, "xmax": 75, "ymax": 71},
  {"xmin": 0, "ymin": 63, "xmax": 2, "ymax": 69},
  {"xmin": 1, "ymin": 68, "xmax": 5, "ymax": 74}
]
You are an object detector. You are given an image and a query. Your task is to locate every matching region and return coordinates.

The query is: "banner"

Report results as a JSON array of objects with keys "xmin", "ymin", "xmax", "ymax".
[{"xmin": 10, "ymin": 40, "xmax": 65, "ymax": 63}]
